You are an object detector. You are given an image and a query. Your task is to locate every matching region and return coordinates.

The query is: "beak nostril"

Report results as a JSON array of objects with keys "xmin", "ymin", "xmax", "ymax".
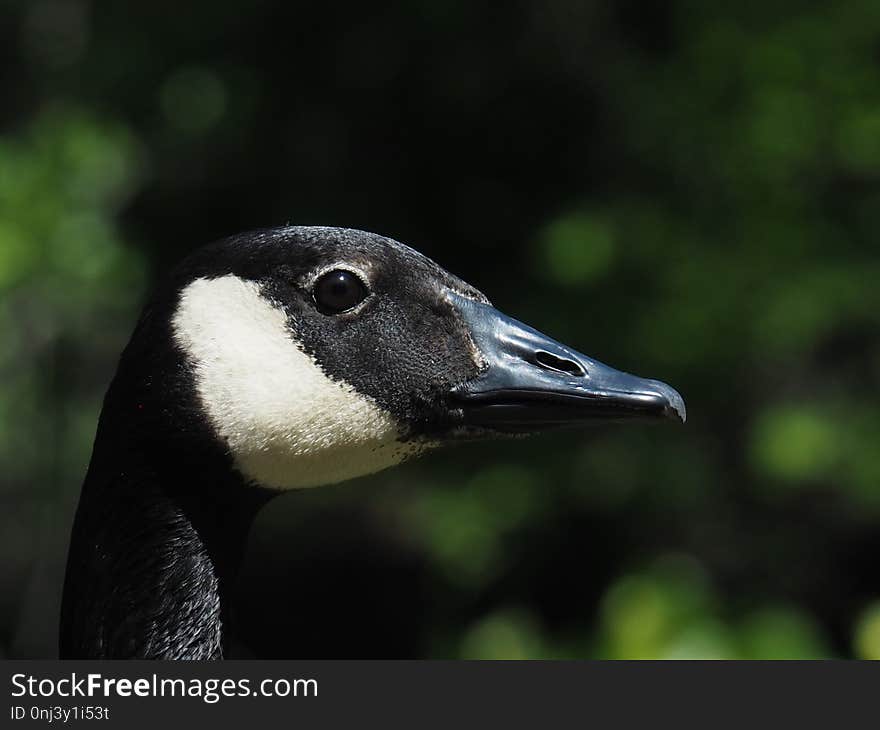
[{"xmin": 534, "ymin": 350, "xmax": 585, "ymax": 377}]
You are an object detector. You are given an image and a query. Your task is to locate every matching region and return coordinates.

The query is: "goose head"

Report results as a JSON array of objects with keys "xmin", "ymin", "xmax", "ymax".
[{"xmin": 152, "ymin": 225, "xmax": 684, "ymax": 491}]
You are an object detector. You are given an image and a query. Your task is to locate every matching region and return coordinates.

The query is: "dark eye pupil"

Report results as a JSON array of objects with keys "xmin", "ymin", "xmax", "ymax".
[{"xmin": 314, "ymin": 270, "xmax": 368, "ymax": 314}]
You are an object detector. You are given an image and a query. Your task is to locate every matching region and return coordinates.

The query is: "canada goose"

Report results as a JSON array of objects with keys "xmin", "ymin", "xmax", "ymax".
[{"xmin": 59, "ymin": 226, "xmax": 685, "ymax": 659}]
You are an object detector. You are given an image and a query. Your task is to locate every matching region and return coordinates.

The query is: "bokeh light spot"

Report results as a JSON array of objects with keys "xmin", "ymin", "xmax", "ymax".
[
  {"xmin": 539, "ymin": 213, "xmax": 616, "ymax": 286},
  {"xmin": 853, "ymin": 601, "xmax": 880, "ymax": 660},
  {"xmin": 160, "ymin": 67, "xmax": 227, "ymax": 134},
  {"xmin": 750, "ymin": 405, "xmax": 839, "ymax": 484}
]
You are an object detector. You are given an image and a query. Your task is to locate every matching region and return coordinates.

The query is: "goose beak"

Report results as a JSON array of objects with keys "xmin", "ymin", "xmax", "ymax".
[{"xmin": 446, "ymin": 291, "xmax": 686, "ymax": 433}]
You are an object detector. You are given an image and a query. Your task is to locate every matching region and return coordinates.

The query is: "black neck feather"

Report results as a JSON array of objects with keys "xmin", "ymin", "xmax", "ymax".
[
  {"xmin": 60, "ymin": 443, "xmax": 274, "ymax": 659},
  {"xmin": 59, "ymin": 348, "xmax": 276, "ymax": 658}
]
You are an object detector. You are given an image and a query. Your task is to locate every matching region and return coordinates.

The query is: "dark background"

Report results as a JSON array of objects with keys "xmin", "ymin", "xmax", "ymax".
[{"xmin": 1, "ymin": 0, "xmax": 879, "ymax": 659}]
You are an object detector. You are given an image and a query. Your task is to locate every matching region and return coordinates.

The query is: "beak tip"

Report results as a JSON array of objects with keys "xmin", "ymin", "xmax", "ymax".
[
  {"xmin": 666, "ymin": 403, "xmax": 687, "ymax": 424},
  {"xmin": 641, "ymin": 378, "xmax": 686, "ymax": 424},
  {"xmin": 660, "ymin": 385, "xmax": 687, "ymax": 424}
]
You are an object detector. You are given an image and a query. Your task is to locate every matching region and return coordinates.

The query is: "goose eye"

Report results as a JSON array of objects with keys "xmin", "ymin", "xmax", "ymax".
[{"xmin": 313, "ymin": 269, "xmax": 369, "ymax": 314}]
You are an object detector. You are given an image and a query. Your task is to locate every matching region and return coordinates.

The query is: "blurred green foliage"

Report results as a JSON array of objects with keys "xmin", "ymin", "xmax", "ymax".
[{"xmin": 1, "ymin": 0, "xmax": 878, "ymax": 659}]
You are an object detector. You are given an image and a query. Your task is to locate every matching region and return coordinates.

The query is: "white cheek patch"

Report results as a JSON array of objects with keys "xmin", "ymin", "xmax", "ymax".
[{"xmin": 172, "ymin": 274, "xmax": 423, "ymax": 489}]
